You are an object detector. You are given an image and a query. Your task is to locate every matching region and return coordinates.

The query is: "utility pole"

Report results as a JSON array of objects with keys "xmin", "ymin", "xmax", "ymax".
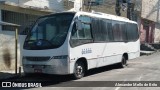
[
  {"xmin": 115, "ymin": 0, "xmax": 121, "ymax": 16},
  {"xmin": 15, "ymin": 28, "xmax": 18, "ymax": 74},
  {"xmin": 127, "ymin": 1, "xmax": 131, "ymax": 19},
  {"xmin": 88, "ymin": 0, "xmax": 92, "ymax": 12},
  {"xmin": 127, "ymin": 0, "xmax": 135, "ymax": 20},
  {"xmin": 157, "ymin": 0, "xmax": 160, "ymax": 23}
]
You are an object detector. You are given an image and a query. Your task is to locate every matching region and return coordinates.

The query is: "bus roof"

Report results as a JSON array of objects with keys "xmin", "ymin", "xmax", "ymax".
[
  {"xmin": 48, "ymin": 11, "xmax": 137, "ymax": 24},
  {"xmin": 75, "ymin": 11, "xmax": 137, "ymax": 24}
]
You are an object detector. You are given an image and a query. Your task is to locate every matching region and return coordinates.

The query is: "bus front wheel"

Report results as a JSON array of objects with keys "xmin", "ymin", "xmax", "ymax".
[{"xmin": 73, "ymin": 61, "xmax": 85, "ymax": 79}]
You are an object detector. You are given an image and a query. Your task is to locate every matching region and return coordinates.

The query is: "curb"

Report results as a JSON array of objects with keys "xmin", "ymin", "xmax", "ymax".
[{"xmin": 140, "ymin": 50, "xmax": 156, "ymax": 56}]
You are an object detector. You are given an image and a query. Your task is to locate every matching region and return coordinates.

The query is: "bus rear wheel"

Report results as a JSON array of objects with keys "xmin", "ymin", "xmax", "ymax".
[
  {"xmin": 73, "ymin": 61, "xmax": 85, "ymax": 79},
  {"xmin": 119, "ymin": 56, "xmax": 127, "ymax": 68}
]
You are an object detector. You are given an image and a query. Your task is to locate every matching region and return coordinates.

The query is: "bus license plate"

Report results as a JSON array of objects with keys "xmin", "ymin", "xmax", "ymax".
[{"xmin": 34, "ymin": 69, "xmax": 42, "ymax": 73}]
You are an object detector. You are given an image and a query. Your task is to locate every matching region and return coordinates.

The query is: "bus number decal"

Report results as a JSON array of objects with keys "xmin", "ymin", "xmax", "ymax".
[{"xmin": 82, "ymin": 48, "xmax": 92, "ymax": 55}]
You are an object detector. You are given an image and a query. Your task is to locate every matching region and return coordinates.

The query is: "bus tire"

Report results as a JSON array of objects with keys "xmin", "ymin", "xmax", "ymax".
[
  {"xmin": 73, "ymin": 61, "xmax": 85, "ymax": 79},
  {"xmin": 119, "ymin": 56, "xmax": 127, "ymax": 68}
]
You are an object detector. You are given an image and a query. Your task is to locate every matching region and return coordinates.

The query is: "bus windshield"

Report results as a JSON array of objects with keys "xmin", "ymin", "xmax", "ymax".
[{"xmin": 24, "ymin": 13, "xmax": 75, "ymax": 50}]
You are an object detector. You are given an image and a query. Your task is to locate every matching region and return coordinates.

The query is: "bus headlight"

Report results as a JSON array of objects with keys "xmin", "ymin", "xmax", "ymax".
[{"xmin": 51, "ymin": 55, "xmax": 68, "ymax": 59}]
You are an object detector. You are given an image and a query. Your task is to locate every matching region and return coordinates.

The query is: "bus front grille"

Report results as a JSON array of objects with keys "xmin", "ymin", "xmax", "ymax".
[{"xmin": 24, "ymin": 56, "xmax": 50, "ymax": 61}]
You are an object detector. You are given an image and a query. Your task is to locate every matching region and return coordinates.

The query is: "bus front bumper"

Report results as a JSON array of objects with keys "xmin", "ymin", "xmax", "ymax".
[{"xmin": 22, "ymin": 58, "xmax": 69, "ymax": 75}]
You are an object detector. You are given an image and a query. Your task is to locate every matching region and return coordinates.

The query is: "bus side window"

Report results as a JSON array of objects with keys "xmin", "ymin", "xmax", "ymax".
[
  {"xmin": 127, "ymin": 23, "xmax": 139, "ymax": 41},
  {"xmin": 71, "ymin": 23, "xmax": 78, "ymax": 39},
  {"xmin": 105, "ymin": 19, "xmax": 113, "ymax": 41},
  {"xmin": 92, "ymin": 18, "xmax": 113, "ymax": 42},
  {"xmin": 70, "ymin": 16, "xmax": 93, "ymax": 47},
  {"xmin": 112, "ymin": 21, "xmax": 119, "ymax": 41},
  {"xmin": 112, "ymin": 21, "xmax": 126, "ymax": 42}
]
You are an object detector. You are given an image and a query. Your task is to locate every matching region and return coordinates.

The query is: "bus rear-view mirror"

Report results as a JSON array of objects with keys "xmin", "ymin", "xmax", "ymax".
[{"xmin": 75, "ymin": 20, "xmax": 83, "ymax": 31}]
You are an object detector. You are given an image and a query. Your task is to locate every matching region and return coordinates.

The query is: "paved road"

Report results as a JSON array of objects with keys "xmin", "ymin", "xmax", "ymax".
[{"xmin": 2, "ymin": 52, "xmax": 160, "ymax": 90}]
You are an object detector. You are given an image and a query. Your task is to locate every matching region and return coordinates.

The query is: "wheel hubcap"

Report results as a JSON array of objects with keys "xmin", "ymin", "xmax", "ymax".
[{"xmin": 76, "ymin": 66, "xmax": 83, "ymax": 76}]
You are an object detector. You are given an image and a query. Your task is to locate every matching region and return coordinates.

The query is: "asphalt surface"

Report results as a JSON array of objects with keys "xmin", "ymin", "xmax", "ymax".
[{"xmin": 2, "ymin": 52, "xmax": 160, "ymax": 90}]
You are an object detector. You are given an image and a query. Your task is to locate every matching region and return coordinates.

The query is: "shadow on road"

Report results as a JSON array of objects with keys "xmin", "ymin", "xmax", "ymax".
[
  {"xmin": 2, "ymin": 63, "xmax": 122, "ymax": 88},
  {"xmin": 86, "ymin": 63, "xmax": 121, "ymax": 77},
  {"xmin": 0, "ymin": 72, "xmax": 17, "ymax": 80}
]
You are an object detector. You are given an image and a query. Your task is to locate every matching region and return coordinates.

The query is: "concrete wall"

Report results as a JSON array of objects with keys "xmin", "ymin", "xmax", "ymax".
[
  {"xmin": 141, "ymin": 0, "xmax": 160, "ymax": 23},
  {"xmin": 154, "ymin": 23, "xmax": 160, "ymax": 43},
  {"xmin": 0, "ymin": 31, "xmax": 25, "ymax": 71},
  {"xmin": 0, "ymin": 30, "xmax": 18, "ymax": 71},
  {"xmin": 140, "ymin": 0, "xmax": 160, "ymax": 43},
  {"xmin": 0, "ymin": 9, "xmax": 16, "ymax": 70},
  {"xmin": 0, "ymin": 0, "xmax": 65, "ymax": 12}
]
